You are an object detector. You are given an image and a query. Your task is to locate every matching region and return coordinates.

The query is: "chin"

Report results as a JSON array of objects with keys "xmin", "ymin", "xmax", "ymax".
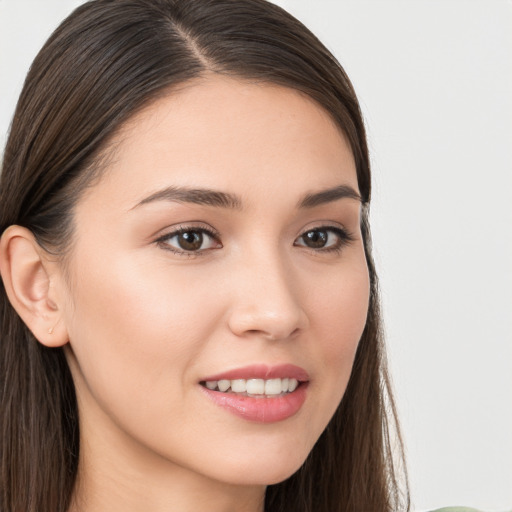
[
  {"xmin": 202, "ymin": 444, "xmax": 310, "ymax": 487},
  {"xmin": 220, "ymin": 466, "xmax": 303, "ymax": 487}
]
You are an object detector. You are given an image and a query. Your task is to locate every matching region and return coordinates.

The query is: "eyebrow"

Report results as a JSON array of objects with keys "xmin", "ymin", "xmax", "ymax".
[
  {"xmin": 131, "ymin": 186, "xmax": 243, "ymax": 210},
  {"xmin": 297, "ymin": 184, "xmax": 362, "ymax": 208},
  {"xmin": 131, "ymin": 184, "xmax": 361, "ymax": 211}
]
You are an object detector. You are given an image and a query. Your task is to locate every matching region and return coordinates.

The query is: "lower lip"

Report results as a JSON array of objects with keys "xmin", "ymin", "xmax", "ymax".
[{"xmin": 200, "ymin": 384, "xmax": 308, "ymax": 423}]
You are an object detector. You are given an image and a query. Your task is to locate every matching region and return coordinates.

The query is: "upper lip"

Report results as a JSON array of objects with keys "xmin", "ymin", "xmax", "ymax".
[{"xmin": 201, "ymin": 364, "xmax": 309, "ymax": 382}]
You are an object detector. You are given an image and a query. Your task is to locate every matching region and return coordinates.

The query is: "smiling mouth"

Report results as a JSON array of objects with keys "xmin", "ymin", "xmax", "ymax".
[{"xmin": 200, "ymin": 377, "xmax": 300, "ymax": 397}]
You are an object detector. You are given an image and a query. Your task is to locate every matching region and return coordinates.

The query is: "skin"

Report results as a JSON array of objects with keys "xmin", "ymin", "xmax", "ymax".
[{"xmin": 1, "ymin": 76, "xmax": 370, "ymax": 512}]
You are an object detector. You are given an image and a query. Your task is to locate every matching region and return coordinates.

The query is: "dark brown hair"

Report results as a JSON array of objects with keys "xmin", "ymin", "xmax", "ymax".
[{"xmin": 0, "ymin": 1, "xmax": 409, "ymax": 511}]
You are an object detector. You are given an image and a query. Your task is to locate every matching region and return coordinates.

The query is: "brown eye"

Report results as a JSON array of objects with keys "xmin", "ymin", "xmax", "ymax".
[
  {"xmin": 301, "ymin": 229, "xmax": 329, "ymax": 248},
  {"xmin": 158, "ymin": 227, "xmax": 220, "ymax": 254},
  {"xmin": 177, "ymin": 231, "xmax": 204, "ymax": 251},
  {"xmin": 294, "ymin": 226, "xmax": 353, "ymax": 252}
]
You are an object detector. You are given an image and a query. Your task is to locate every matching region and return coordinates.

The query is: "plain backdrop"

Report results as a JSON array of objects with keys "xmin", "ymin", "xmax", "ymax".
[{"xmin": 1, "ymin": 1, "xmax": 511, "ymax": 511}]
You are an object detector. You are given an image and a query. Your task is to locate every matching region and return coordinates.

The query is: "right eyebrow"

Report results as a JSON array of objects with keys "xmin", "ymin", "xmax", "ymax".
[
  {"xmin": 297, "ymin": 184, "xmax": 362, "ymax": 208},
  {"xmin": 129, "ymin": 186, "xmax": 243, "ymax": 211}
]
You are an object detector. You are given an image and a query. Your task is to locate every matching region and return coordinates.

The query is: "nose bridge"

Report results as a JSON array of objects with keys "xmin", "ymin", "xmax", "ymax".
[{"xmin": 227, "ymin": 243, "xmax": 307, "ymax": 340}]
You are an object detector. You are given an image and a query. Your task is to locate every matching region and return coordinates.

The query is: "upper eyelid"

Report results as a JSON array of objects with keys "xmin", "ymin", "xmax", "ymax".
[
  {"xmin": 154, "ymin": 224, "xmax": 219, "ymax": 244},
  {"xmin": 153, "ymin": 222, "xmax": 355, "ymax": 250},
  {"xmin": 154, "ymin": 226, "xmax": 221, "ymax": 257},
  {"xmin": 297, "ymin": 223, "xmax": 354, "ymax": 238},
  {"xmin": 295, "ymin": 226, "xmax": 355, "ymax": 243},
  {"xmin": 154, "ymin": 222, "xmax": 352, "ymax": 239},
  {"xmin": 155, "ymin": 223, "xmax": 220, "ymax": 239}
]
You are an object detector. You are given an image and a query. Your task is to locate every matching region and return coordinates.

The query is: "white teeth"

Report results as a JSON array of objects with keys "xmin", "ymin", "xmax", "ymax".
[
  {"xmin": 246, "ymin": 379, "xmax": 265, "ymax": 394},
  {"xmin": 231, "ymin": 379, "xmax": 246, "ymax": 393},
  {"xmin": 203, "ymin": 377, "xmax": 302, "ymax": 395},
  {"xmin": 218, "ymin": 379, "xmax": 231, "ymax": 392},
  {"xmin": 264, "ymin": 378, "xmax": 282, "ymax": 395},
  {"xmin": 288, "ymin": 378, "xmax": 298, "ymax": 392}
]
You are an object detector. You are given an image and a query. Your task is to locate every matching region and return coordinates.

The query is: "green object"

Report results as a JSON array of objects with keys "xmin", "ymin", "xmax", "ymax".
[{"xmin": 429, "ymin": 508, "xmax": 491, "ymax": 512}]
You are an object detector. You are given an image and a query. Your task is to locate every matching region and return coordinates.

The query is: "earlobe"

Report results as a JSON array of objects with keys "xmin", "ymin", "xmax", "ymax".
[{"xmin": 0, "ymin": 225, "xmax": 68, "ymax": 347}]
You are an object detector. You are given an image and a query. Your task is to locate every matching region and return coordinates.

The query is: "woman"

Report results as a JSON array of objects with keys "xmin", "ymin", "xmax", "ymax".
[{"xmin": 0, "ymin": 1, "xmax": 409, "ymax": 511}]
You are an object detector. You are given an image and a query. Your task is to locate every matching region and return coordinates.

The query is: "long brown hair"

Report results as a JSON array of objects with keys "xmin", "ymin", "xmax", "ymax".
[{"xmin": 0, "ymin": 1, "xmax": 409, "ymax": 511}]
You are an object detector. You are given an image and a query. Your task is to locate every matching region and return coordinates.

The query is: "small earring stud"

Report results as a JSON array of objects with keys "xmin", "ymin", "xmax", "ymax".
[{"xmin": 48, "ymin": 326, "xmax": 54, "ymax": 334}]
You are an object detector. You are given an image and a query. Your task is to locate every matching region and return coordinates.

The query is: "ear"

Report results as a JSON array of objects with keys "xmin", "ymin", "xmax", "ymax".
[{"xmin": 0, "ymin": 225, "xmax": 69, "ymax": 347}]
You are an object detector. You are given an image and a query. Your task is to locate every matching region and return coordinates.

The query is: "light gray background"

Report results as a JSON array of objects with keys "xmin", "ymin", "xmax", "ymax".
[{"xmin": 1, "ymin": 1, "xmax": 511, "ymax": 511}]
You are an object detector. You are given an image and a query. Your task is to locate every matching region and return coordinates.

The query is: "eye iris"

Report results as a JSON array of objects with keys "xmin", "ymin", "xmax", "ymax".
[
  {"xmin": 303, "ymin": 230, "xmax": 328, "ymax": 248},
  {"xmin": 178, "ymin": 231, "xmax": 203, "ymax": 251}
]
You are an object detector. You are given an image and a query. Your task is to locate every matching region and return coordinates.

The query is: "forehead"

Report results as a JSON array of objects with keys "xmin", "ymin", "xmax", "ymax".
[{"xmin": 78, "ymin": 75, "xmax": 357, "ymax": 213}]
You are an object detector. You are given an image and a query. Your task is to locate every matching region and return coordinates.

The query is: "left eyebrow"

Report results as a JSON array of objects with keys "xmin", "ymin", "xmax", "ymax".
[
  {"xmin": 130, "ymin": 186, "xmax": 243, "ymax": 211},
  {"xmin": 297, "ymin": 184, "xmax": 362, "ymax": 208}
]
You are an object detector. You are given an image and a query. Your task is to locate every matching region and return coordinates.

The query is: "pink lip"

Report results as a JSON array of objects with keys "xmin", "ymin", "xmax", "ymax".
[
  {"xmin": 201, "ymin": 364, "xmax": 309, "ymax": 382},
  {"xmin": 199, "ymin": 364, "xmax": 309, "ymax": 423}
]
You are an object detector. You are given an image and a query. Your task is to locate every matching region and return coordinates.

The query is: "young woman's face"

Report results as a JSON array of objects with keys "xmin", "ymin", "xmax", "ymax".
[{"xmin": 59, "ymin": 76, "xmax": 369, "ymax": 488}]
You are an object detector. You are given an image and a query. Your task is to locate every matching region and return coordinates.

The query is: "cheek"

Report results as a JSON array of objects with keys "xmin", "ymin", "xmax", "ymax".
[
  {"xmin": 302, "ymin": 253, "xmax": 370, "ymax": 424},
  {"xmin": 62, "ymin": 250, "xmax": 222, "ymax": 417},
  {"xmin": 311, "ymin": 252, "xmax": 370, "ymax": 356}
]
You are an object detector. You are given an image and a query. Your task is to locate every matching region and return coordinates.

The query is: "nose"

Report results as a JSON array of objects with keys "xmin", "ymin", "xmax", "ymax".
[{"xmin": 226, "ymin": 252, "xmax": 308, "ymax": 341}]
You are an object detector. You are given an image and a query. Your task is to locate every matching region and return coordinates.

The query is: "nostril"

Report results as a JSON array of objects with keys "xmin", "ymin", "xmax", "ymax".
[
  {"xmin": 268, "ymin": 327, "xmax": 301, "ymax": 341},
  {"xmin": 241, "ymin": 326, "xmax": 302, "ymax": 342}
]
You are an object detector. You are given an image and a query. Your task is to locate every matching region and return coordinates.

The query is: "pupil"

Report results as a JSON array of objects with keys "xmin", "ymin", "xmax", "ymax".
[
  {"xmin": 179, "ymin": 231, "xmax": 203, "ymax": 251},
  {"xmin": 304, "ymin": 230, "xmax": 327, "ymax": 248}
]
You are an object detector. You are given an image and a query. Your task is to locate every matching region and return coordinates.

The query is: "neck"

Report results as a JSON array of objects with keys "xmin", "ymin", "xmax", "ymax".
[{"xmin": 70, "ymin": 466, "xmax": 265, "ymax": 512}]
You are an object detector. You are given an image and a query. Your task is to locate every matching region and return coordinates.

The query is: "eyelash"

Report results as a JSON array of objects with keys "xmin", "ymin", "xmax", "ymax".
[
  {"xmin": 155, "ymin": 225, "xmax": 221, "ymax": 257},
  {"xmin": 155, "ymin": 225, "xmax": 355, "ymax": 257},
  {"xmin": 294, "ymin": 226, "xmax": 355, "ymax": 254}
]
